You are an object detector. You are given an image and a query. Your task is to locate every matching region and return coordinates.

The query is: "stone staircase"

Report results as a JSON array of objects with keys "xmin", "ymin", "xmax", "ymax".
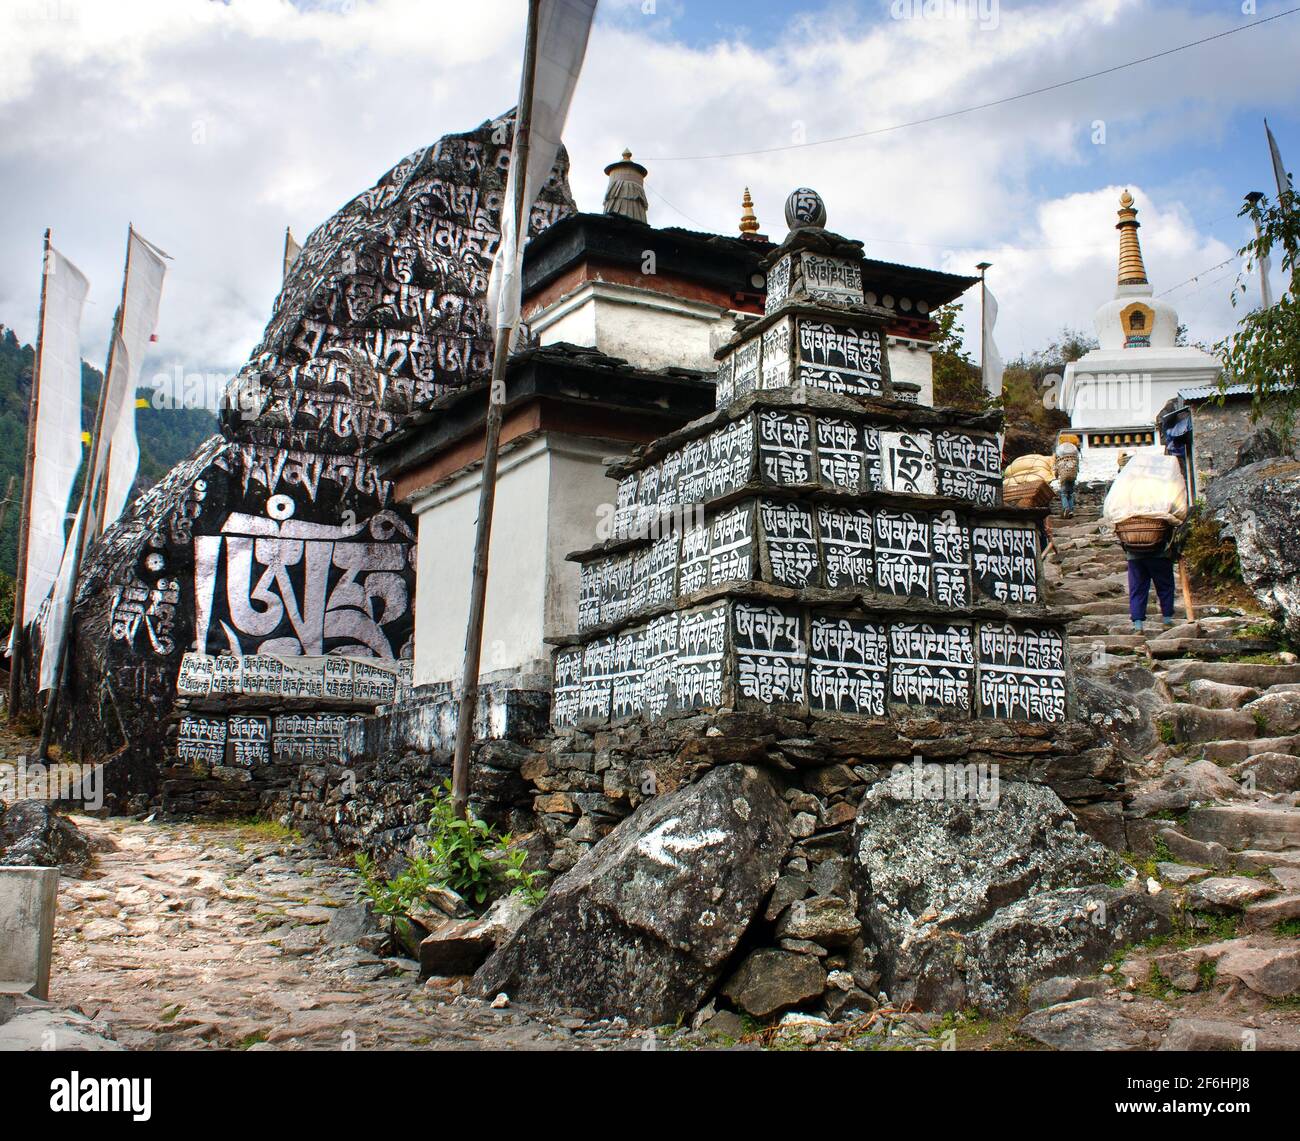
[{"xmin": 1042, "ymin": 503, "xmax": 1300, "ymax": 1022}]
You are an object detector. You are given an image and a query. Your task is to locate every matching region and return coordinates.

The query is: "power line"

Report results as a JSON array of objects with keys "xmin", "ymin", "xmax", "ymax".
[
  {"xmin": 1157, "ymin": 257, "xmax": 1236, "ymax": 296},
  {"xmin": 648, "ymin": 7, "xmax": 1300, "ymax": 162},
  {"xmin": 1172, "ymin": 267, "xmax": 1242, "ymax": 302},
  {"xmin": 853, "ymin": 206, "xmax": 1244, "ymax": 254}
]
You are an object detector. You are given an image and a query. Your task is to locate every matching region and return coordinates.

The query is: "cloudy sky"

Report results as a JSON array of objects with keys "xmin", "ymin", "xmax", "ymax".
[{"xmin": 1, "ymin": 0, "xmax": 1296, "ymax": 387}]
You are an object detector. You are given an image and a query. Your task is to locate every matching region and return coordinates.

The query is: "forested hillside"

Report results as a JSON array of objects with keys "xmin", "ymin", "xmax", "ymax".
[{"xmin": 0, "ymin": 324, "xmax": 216, "ymax": 593}]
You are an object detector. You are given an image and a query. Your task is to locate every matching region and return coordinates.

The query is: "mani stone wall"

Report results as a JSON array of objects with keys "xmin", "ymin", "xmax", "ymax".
[
  {"xmin": 517, "ymin": 200, "xmax": 1122, "ymax": 880},
  {"xmin": 52, "ymin": 112, "xmax": 576, "ymax": 812},
  {"xmin": 552, "ymin": 217, "xmax": 1068, "ymax": 737}
]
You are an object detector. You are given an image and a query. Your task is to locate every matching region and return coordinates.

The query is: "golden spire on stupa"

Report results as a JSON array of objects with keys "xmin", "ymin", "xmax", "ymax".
[
  {"xmin": 739, "ymin": 187, "xmax": 760, "ymax": 235},
  {"xmin": 1115, "ymin": 189, "xmax": 1149, "ymax": 287}
]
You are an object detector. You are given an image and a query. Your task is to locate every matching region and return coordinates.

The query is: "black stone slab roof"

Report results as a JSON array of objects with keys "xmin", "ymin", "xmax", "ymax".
[
  {"xmin": 370, "ymin": 341, "xmax": 716, "ymax": 480},
  {"xmin": 522, "ymin": 211, "xmax": 977, "ymax": 310}
]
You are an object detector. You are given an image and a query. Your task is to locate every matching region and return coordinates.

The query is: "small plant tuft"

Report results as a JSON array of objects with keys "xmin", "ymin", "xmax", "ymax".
[{"xmin": 354, "ymin": 781, "xmax": 544, "ymax": 921}]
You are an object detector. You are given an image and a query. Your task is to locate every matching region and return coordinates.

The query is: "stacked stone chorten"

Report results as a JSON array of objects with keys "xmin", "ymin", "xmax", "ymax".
[{"xmin": 551, "ymin": 190, "xmax": 1069, "ymax": 732}]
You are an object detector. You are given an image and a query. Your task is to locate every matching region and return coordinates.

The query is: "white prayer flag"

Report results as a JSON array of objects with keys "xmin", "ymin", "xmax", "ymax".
[
  {"xmin": 39, "ymin": 501, "xmax": 85, "ymax": 692},
  {"xmin": 18, "ymin": 246, "xmax": 89, "ymax": 631},
  {"xmin": 1267, "ymin": 118, "xmax": 1292, "ymax": 202},
  {"xmin": 486, "ymin": 0, "xmax": 597, "ymax": 334},
  {"xmin": 100, "ymin": 229, "xmax": 168, "ymax": 532},
  {"xmin": 982, "ymin": 286, "xmax": 1006, "ymax": 397},
  {"xmin": 283, "ymin": 227, "xmax": 302, "ymax": 281}
]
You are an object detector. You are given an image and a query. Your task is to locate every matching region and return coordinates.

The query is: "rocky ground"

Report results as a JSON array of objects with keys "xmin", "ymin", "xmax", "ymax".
[
  {"xmin": 0, "ymin": 811, "xmax": 1021, "ymax": 1052},
  {"xmin": 4, "ymin": 500, "xmax": 1300, "ymax": 1052},
  {"xmin": 1021, "ymin": 504, "xmax": 1300, "ymax": 1050}
]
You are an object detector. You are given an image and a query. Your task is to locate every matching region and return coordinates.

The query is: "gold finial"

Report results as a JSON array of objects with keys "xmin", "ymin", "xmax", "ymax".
[
  {"xmin": 739, "ymin": 187, "xmax": 759, "ymax": 234},
  {"xmin": 622, "ymin": 148, "xmax": 632, "ymax": 161},
  {"xmin": 1115, "ymin": 188, "xmax": 1148, "ymax": 286}
]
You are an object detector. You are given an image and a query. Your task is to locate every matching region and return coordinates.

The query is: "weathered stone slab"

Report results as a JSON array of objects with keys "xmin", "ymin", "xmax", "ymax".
[
  {"xmin": 1235, "ymin": 752, "xmax": 1300, "ymax": 793},
  {"xmin": 473, "ymin": 764, "xmax": 790, "ymax": 1025},
  {"xmin": 1202, "ymin": 734, "xmax": 1300, "ymax": 764},
  {"xmin": 1017, "ymin": 998, "xmax": 1153, "ymax": 1051},
  {"xmin": 1127, "ymin": 760, "xmax": 1245, "ymax": 817},
  {"xmin": 1159, "ymin": 1017, "xmax": 1300, "ymax": 1051},
  {"xmin": 420, "ymin": 894, "xmax": 533, "ymax": 978},
  {"xmin": 1160, "ymin": 703, "xmax": 1258, "ymax": 745},
  {"xmin": 1185, "ymin": 805, "xmax": 1300, "ymax": 852},
  {"xmin": 1156, "ymin": 862, "xmax": 1210, "ymax": 885},
  {"xmin": 1159, "ymin": 661, "xmax": 1300, "ymax": 688},
  {"xmin": 0, "ymin": 1001, "xmax": 121, "ymax": 1051},
  {"xmin": 1185, "ymin": 679, "xmax": 1260, "ymax": 709},
  {"xmin": 1244, "ymin": 893, "xmax": 1300, "ymax": 929},
  {"xmin": 1184, "ymin": 876, "xmax": 1276, "ymax": 914}
]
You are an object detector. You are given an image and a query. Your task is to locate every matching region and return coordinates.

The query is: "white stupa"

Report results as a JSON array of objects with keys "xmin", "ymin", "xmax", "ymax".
[{"xmin": 1060, "ymin": 190, "xmax": 1220, "ymax": 482}]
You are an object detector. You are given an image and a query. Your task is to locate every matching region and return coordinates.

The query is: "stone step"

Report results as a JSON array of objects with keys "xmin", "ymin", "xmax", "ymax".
[
  {"xmin": 1148, "ymin": 637, "xmax": 1279, "ymax": 661},
  {"xmin": 1235, "ymin": 849, "xmax": 1300, "ymax": 872},
  {"xmin": 1199, "ymin": 735, "xmax": 1300, "ymax": 765},
  {"xmin": 1244, "ymin": 893, "xmax": 1300, "ymax": 928},
  {"xmin": 1060, "ymin": 563, "xmax": 1129, "ymax": 578},
  {"xmin": 1160, "ymin": 704, "xmax": 1260, "ymax": 745},
  {"xmin": 1069, "ymin": 635, "xmax": 1148, "ymax": 656},
  {"xmin": 1182, "ymin": 679, "xmax": 1261, "ymax": 710},
  {"xmin": 1160, "ymin": 661, "xmax": 1300, "ymax": 688},
  {"xmin": 1184, "ymin": 804, "xmax": 1300, "ymax": 852},
  {"xmin": 1061, "ymin": 601, "xmax": 1141, "ymax": 617}
]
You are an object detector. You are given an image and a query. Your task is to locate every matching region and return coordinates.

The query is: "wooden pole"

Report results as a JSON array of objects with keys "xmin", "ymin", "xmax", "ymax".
[
  {"xmin": 450, "ymin": 0, "xmax": 541, "ymax": 821},
  {"xmin": 1244, "ymin": 192, "xmax": 1274, "ymax": 310},
  {"xmin": 9, "ymin": 229, "xmax": 52, "ymax": 723},
  {"xmin": 1178, "ymin": 560, "xmax": 1196, "ymax": 622},
  {"xmin": 37, "ymin": 226, "xmax": 132, "ymax": 760}
]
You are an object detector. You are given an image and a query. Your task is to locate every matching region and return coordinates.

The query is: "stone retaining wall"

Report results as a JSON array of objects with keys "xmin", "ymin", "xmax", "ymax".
[{"xmin": 284, "ymin": 698, "xmax": 1124, "ymax": 878}]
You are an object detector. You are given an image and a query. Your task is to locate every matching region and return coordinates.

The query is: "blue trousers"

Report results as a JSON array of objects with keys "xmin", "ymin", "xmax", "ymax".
[
  {"xmin": 1060, "ymin": 481, "xmax": 1076, "ymax": 512},
  {"xmin": 1128, "ymin": 556, "xmax": 1175, "ymax": 622}
]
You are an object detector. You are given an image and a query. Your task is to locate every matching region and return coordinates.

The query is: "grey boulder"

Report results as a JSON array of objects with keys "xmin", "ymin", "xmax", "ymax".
[
  {"xmin": 720, "ymin": 948, "xmax": 826, "ymax": 1018},
  {"xmin": 852, "ymin": 776, "xmax": 1167, "ymax": 1013},
  {"xmin": 473, "ymin": 764, "xmax": 791, "ymax": 1025},
  {"xmin": 1018, "ymin": 998, "xmax": 1153, "ymax": 1051},
  {"xmin": 0, "ymin": 801, "xmax": 91, "ymax": 871}
]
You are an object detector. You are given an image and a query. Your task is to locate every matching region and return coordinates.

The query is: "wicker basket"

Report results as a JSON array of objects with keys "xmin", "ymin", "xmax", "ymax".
[
  {"xmin": 1115, "ymin": 515, "xmax": 1171, "ymax": 551},
  {"xmin": 1003, "ymin": 480, "xmax": 1054, "ymax": 509}
]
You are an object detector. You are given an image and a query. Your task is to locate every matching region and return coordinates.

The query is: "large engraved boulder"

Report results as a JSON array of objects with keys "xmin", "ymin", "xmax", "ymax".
[
  {"xmin": 851, "ymin": 772, "xmax": 1169, "ymax": 1013},
  {"xmin": 473, "ymin": 764, "xmax": 791, "ymax": 1025},
  {"xmin": 1206, "ymin": 456, "xmax": 1300, "ymax": 641},
  {"xmin": 50, "ymin": 112, "xmax": 576, "ymax": 804}
]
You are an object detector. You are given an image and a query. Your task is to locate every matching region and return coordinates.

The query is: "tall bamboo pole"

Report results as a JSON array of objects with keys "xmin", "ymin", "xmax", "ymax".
[
  {"xmin": 8, "ymin": 229, "xmax": 51, "ymax": 722},
  {"xmin": 450, "ymin": 0, "xmax": 541, "ymax": 820}
]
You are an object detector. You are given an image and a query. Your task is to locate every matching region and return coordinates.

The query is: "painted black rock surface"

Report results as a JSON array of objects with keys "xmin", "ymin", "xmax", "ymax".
[{"xmin": 54, "ymin": 113, "xmax": 577, "ymax": 803}]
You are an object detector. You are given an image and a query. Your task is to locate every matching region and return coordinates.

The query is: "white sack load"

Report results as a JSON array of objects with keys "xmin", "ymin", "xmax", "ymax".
[{"xmin": 1103, "ymin": 453, "xmax": 1189, "ymax": 526}]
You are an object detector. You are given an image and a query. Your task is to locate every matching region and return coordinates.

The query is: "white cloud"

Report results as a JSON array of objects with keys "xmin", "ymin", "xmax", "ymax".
[{"xmin": 0, "ymin": 0, "xmax": 1294, "ymax": 382}]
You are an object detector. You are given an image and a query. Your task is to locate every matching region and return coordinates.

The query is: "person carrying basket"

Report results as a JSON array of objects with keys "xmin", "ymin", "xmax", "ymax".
[
  {"xmin": 1101, "ymin": 453, "xmax": 1190, "ymax": 634},
  {"xmin": 1054, "ymin": 434, "xmax": 1081, "ymax": 517}
]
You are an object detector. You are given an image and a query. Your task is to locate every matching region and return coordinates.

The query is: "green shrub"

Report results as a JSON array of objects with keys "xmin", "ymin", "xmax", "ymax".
[
  {"xmin": 354, "ymin": 781, "xmax": 544, "ymax": 919},
  {"xmin": 421, "ymin": 781, "xmax": 543, "ymax": 906}
]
